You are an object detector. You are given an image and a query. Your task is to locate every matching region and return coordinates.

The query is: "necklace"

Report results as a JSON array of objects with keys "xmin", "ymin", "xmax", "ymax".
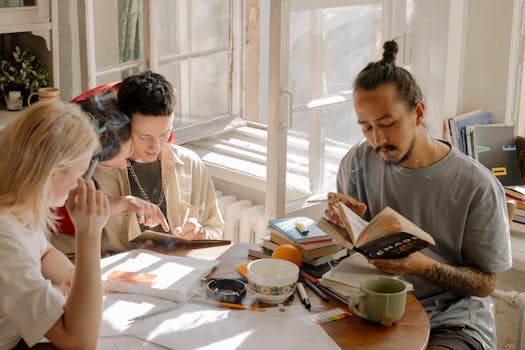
[{"xmin": 128, "ymin": 160, "xmax": 165, "ymax": 206}]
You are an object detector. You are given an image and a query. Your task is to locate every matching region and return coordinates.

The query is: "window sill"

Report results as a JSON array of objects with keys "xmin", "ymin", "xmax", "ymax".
[{"xmin": 185, "ymin": 123, "xmax": 346, "ymax": 206}]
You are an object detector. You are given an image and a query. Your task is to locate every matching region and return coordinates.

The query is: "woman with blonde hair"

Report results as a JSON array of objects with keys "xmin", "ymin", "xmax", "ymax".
[{"xmin": 0, "ymin": 101, "xmax": 109, "ymax": 349}]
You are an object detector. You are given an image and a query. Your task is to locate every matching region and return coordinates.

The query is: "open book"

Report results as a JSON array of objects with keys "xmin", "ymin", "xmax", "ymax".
[
  {"xmin": 130, "ymin": 229, "xmax": 231, "ymax": 248},
  {"xmin": 101, "ymin": 249, "xmax": 219, "ymax": 302},
  {"xmin": 317, "ymin": 203, "xmax": 435, "ymax": 259}
]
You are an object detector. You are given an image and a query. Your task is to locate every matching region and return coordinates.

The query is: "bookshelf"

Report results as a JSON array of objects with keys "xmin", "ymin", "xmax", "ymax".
[{"xmin": 0, "ymin": 0, "xmax": 59, "ymax": 108}]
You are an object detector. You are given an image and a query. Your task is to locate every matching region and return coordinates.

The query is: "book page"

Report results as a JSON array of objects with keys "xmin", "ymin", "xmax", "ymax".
[
  {"xmin": 335, "ymin": 202, "xmax": 368, "ymax": 244},
  {"xmin": 315, "ymin": 218, "xmax": 355, "ymax": 250}
]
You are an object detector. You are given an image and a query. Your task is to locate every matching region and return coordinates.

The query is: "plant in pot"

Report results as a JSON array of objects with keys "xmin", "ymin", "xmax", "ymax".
[{"xmin": 0, "ymin": 46, "xmax": 49, "ymax": 109}]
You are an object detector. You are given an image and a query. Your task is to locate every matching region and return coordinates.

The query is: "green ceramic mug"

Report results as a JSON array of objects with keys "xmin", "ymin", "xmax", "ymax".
[{"xmin": 348, "ymin": 276, "xmax": 408, "ymax": 326}]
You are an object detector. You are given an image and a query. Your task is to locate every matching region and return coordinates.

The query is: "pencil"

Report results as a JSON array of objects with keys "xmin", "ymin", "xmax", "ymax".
[
  {"xmin": 304, "ymin": 278, "xmax": 330, "ymax": 302},
  {"xmin": 181, "ymin": 207, "xmax": 190, "ymax": 227},
  {"xmin": 191, "ymin": 297, "xmax": 265, "ymax": 312},
  {"xmin": 84, "ymin": 158, "xmax": 98, "ymax": 180}
]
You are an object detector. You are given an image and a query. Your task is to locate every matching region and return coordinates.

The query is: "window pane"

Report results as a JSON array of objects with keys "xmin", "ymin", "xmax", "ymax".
[
  {"xmin": 289, "ymin": 3, "xmax": 382, "ymax": 105},
  {"xmin": 96, "ymin": 66, "xmax": 144, "ymax": 86},
  {"xmin": 158, "ymin": 60, "xmax": 185, "ymax": 118},
  {"xmin": 157, "ymin": 0, "xmax": 188, "ymax": 57},
  {"xmin": 191, "ymin": 0, "xmax": 230, "ymax": 52},
  {"xmin": 94, "ymin": 0, "xmax": 144, "ymax": 68},
  {"xmin": 190, "ymin": 52, "xmax": 230, "ymax": 118},
  {"xmin": 287, "ymin": 3, "xmax": 383, "ymax": 196}
]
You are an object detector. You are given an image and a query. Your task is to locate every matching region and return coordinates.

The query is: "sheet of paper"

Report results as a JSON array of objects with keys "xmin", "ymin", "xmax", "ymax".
[
  {"xmin": 135, "ymin": 303, "xmax": 340, "ymax": 350},
  {"xmin": 101, "ymin": 293, "xmax": 339, "ymax": 349},
  {"xmin": 100, "ymin": 292, "xmax": 182, "ymax": 337},
  {"xmin": 97, "ymin": 336, "xmax": 169, "ymax": 350}
]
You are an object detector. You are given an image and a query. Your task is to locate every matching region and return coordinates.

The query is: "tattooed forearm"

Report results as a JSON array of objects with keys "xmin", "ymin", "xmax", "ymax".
[{"xmin": 421, "ymin": 263, "xmax": 495, "ymax": 297}]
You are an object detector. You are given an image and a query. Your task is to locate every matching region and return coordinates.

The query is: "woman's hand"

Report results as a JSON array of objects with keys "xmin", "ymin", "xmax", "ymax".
[
  {"xmin": 325, "ymin": 192, "xmax": 367, "ymax": 227},
  {"xmin": 175, "ymin": 217, "xmax": 206, "ymax": 239},
  {"xmin": 66, "ymin": 178, "xmax": 110, "ymax": 240},
  {"xmin": 109, "ymin": 195, "xmax": 170, "ymax": 232}
]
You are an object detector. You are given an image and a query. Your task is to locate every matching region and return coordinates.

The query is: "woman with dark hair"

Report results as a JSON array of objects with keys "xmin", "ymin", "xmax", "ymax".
[{"xmin": 51, "ymin": 95, "xmax": 169, "ymax": 258}]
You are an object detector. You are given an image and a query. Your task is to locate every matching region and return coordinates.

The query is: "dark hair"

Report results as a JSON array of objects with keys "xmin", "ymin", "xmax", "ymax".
[
  {"xmin": 117, "ymin": 71, "xmax": 176, "ymax": 117},
  {"xmin": 354, "ymin": 40, "xmax": 422, "ymax": 110},
  {"xmin": 77, "ymin": 95, "xmax": 131, "ymax": 161}
]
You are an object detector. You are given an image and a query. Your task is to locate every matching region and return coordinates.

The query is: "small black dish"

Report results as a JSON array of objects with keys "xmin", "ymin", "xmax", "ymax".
[{"xmin": 206, "ymin": 278, "xmax": 247, "ymax": 304}]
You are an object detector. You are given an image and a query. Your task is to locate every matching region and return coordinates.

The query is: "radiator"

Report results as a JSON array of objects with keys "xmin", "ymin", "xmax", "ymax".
[
  {"xmin": 492, "ymin": 288, "xmax": 525, "ymax": 349},
  {"xmin": 217, "ymin": 192, "xmax": 266, "ymax": 243}
]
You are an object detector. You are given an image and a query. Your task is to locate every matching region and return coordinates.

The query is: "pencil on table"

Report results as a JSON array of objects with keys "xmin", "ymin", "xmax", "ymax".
[{"xmin": 191, "ymin": 297, "xmax": 265, "ymax": 312}]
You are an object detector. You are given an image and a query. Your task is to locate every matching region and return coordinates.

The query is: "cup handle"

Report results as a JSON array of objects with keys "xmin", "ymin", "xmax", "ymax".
[
  {"xmin": 27, "ymin": 92, "xmax": 38, "ymax": 106},
  {"xmin": 347, "ymin": 292, "xmax": 367, "ymax": 320}
]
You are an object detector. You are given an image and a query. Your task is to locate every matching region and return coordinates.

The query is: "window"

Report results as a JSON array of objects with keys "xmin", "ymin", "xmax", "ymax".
[
  {"xmin": 261, "ymin": 0, "xmax": 407, "ymax": 218},
  {"xmin": 80, "ymin": 0, "xmax": 408, "ymax": 219},
  {"xmin": 81, "ymin": 0, "xmax": 242, "ymax": 143}
]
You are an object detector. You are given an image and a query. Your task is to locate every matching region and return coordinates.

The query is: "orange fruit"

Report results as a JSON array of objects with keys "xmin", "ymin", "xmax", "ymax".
[{"xmin": 271, "ymin": 244, "xmax": 303, "ymax": 267}]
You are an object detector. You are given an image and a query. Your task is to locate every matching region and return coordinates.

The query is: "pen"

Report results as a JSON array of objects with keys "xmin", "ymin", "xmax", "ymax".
[
  {"xmin": 191, "ymin": 297, "xmax": 265, "ymax": 312},
  {"xmin": 304, "ymin": 278, "xmax": 330, "ymax": 302},
  {"xmin": 83, "ymin": 158, "xmax": 98, "ymax": 180},
  {"xmin": 296, "ymin": 282, "xmax": 311, "ymax": 311},
  {"xmin": 299, "ymin": 270, "xmax": 319, "ymax": 285}
]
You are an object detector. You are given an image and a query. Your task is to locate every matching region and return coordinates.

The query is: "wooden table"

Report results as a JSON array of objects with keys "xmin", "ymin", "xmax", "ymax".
[{"xmin": 157, "ymin": 242, "xmax": 430, "ymax": 350}]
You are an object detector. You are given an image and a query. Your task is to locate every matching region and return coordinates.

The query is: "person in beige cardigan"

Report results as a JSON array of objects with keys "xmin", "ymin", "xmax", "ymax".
[
  {"xmin": 94, "ymin": 71, "xmax": 224, "ymax": 256},
  {"xmin": 53, "ymin": 71, "xmax": 224, "ymax": 258}
]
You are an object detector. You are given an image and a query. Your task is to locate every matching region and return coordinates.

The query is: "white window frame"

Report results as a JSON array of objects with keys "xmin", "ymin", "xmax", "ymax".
[
  {"xmin": 78, "ymin": 0, "xmax": 243, "ymax": 143},
  {"xmin": 264, "ymin": 0, "xmax": 407, "ymax": 220}
]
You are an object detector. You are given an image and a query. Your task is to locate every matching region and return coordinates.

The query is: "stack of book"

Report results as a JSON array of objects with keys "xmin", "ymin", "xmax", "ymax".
[
  {"xmin": 506, "ymin": 185, "xmax": 525, "ymax": 235},
  {"xmin": 443, "ymin": 110, "xmax": 493, "ymax": 156},
  {"xmin": 248, "ymin": 216, "xmax": 348, "ymax": 277}
]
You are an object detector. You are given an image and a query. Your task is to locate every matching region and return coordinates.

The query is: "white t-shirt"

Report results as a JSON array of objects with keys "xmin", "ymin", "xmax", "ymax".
[{"xmin": 0, "ymin": 215, "xmax": 65, "ymax": 348}]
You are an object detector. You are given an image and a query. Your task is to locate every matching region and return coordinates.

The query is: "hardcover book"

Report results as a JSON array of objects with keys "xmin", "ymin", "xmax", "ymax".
[
  {"xmin": 473, "ymin": 124, "xmax": 523, "ymax": 186},
  {"xmin": 268, "ymin": 216, "xmax": 329, "ymax": 243},
  {"xmin": 316, "ymin": 203, "xmax": 435, "ymax": 259},
  {"xmin": 130, "ymin": 229, "xmax": 231, "ymax": 248},
  {"xmin": 505, "ymin": 185, "xmax": 525, "ymax": 200},
  {"xmin": 266, "ymin": 231, "xmax": 341, "ymax": 260},
  {"xmin": 453, "ymin": 110, "xmax": 493, "ymax": 154}
]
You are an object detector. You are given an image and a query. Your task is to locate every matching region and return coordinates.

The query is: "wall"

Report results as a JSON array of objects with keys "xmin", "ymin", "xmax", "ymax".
[{"xmin": 57, "ymin": 0, "xmax": 81, "ymax": 102}]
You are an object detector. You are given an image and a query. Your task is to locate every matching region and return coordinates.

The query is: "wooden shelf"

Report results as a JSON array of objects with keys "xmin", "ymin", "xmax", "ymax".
[{"xmin": 0, "ymin": 108, "xmax": 25, "ymax": 129}]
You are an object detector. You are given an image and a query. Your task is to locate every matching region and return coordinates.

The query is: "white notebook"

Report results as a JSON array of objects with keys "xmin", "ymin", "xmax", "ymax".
[{"xmin": 101, "ymin": 249, "xmax": 219, "ymax": 302}]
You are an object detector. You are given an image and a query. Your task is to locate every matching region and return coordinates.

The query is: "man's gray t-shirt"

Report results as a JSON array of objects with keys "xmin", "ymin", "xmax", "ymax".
[{"xmin": 337, "ymin": 140, "xmax": 512, "ymax": 349}]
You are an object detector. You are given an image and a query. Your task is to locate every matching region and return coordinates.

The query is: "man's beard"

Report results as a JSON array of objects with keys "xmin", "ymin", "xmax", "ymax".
[{"xmin": 375, "ymin": 138, "xmax": 415, "ymax": 164}]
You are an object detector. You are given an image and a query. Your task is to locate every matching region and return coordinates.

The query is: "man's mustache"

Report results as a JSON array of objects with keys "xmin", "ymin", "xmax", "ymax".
[{"xmin": 375, "ymin": 145, "xmax": 397, "ymax": 153}]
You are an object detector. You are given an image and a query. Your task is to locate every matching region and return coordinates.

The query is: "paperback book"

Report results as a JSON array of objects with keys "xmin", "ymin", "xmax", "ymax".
[
  {"xmin": 101, "ymin": 249, "xmax": 219, "ymax": 302},
  {"xmin": 317, "ymin": 203, "xmax": 435, "ymax": 259},
  {"xmin": 268, "ymin": 216, "xmax": 329, "ymax": 243}
]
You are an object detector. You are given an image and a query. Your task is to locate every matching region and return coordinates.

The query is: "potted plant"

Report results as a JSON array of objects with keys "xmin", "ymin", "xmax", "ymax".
[{"xmin": 0, "ymin": 46, "xmax": 49, "ymax": 106}]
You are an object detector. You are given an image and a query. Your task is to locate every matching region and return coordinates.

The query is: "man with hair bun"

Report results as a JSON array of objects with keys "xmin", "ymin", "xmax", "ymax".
[{"xmin": 326, "ymin": 40, "xmax": 510, "ymax": 350}]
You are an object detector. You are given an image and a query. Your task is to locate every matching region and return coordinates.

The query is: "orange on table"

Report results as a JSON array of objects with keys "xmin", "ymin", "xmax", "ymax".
[{"xmin": 271, "ymin": 244, "xmax": 303, "ymax": 267}]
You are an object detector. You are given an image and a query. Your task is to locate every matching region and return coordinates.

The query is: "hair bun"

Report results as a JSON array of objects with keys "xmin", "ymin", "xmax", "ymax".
[{"xmin": 382, "ymin": 40, "xmax": 398, "ymax": 65}]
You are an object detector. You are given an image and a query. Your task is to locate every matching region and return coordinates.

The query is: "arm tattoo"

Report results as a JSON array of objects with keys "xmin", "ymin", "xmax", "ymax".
[{"xmin": 421, "ymin": 263, "xmax": 495, "ymax": 297}]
